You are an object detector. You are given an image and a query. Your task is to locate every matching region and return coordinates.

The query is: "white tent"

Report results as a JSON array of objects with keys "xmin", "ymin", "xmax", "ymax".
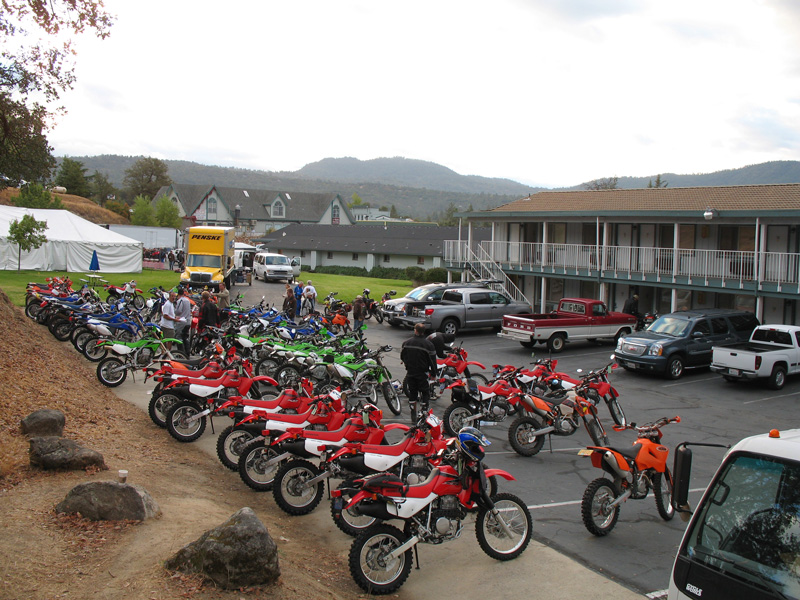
[{"xmin": 0, "ymin": 206, "xmax": 143, "ymax": 273}]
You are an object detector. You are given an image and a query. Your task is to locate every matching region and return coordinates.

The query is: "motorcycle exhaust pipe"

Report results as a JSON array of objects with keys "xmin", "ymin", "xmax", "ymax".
[
  {"xmin": 353, "ymin": 501, "xmax": 395, "ymax": 522},
  {"xmin": 531, "ymin": 424, "xmax": 555, "ymax": 436},
  {"xmin": 602, "ymin": 450, "xmax": 632, "ymax": 482}
]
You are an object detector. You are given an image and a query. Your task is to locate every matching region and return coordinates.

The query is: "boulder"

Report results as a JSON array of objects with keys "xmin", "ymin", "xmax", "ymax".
[
  {"xmin": 164, "ymin": 507, "xmax": 280, "ymax": 589},
  {"xmin": 21, "ymin": 409, "xmax": 65, "ymax": 437},
  {"xmin": 55, "ymin": 481, "xmax": 160, "ymax": 521},
  {"xmin": 29, "ymin": 436, "xmax": 106, "ymax": 470}
]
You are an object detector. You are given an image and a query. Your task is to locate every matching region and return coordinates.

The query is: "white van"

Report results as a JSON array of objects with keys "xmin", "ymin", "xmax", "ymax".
[{"xmin": 253, "ymin": 252, "xmax": 299, "ymax": 282}]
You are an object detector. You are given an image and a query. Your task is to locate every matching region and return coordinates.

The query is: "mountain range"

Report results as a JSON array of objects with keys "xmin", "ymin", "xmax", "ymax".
[{"xmin": 60, "ymin": 155, "xmax": 800, "ymax": 219}]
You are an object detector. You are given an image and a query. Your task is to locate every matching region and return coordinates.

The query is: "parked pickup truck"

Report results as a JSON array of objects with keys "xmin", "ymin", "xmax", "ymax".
[
  {"xmin": 497, "ymin": 298, "xmax": 636, "ymax": 353},
  {"xmin": 396, "ymin": 287, "xmax": 531, "ymax": 335},
  {"xmin": 710, "ymin": 324, "xmax": 800, "ymax": 390}
]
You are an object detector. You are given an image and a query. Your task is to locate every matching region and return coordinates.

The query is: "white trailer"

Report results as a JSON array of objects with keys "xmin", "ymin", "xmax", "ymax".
[{"xmin": 106, "ymin": 224, "xmax": 182, "ymax": 249}]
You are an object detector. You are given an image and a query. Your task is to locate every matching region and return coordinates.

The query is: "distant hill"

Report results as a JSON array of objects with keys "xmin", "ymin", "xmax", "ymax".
[
  {"xmin": 59, "ymin": 155, "xmax": 800, "ymax": 219},
  {"xmin": 0, "ymin": 188, "xmax": 129, "ymax": 225}
]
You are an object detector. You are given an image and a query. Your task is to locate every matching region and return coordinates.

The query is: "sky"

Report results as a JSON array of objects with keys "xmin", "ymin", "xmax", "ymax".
[{"xmin": 47, "ymin": 0, "xmax": 800, "ymax": 188}]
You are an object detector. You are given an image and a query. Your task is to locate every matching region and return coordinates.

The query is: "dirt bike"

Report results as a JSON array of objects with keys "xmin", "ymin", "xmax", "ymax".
[
  {"xmin": 95, "ymin": 330, "xmax": 186, "ymax": 387},
  {"xmin": 442, "ymin": 377, "xmax": 525, "ymax": 436},
  {"xmin": 579, "ymin": 416, "xmax": 681, "ymax": 536},
  {"xmin": 505, "ymin": 372, "xmax": 614, "ymax": 457},
  {"xmin": 406, "ymin": 341, "xmax": 490, "ymax": 401},
  {"xmin": 361, "ymin": 289, "xmax": 384, "ymax": 323},
  {"xmin": 335, "ymin": 427, "xmax": 532, "ymax": 595},
  {"xmin": 323, "ymin": 345, "xmax": 402, "ymax": 415},
  {"xmin": 103, "ymin": 280, "xmax": 145, "ymax": 309}
]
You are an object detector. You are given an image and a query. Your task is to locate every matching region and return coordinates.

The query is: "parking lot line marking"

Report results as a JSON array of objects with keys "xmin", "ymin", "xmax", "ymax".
[
  {"xmin": 743, "ymin": 390, "xmax": 800, "ymax": 404},
  {"xmin": 527, "ymin": 488, "xmax": 707, "ymax": 511},
  {"xmin": 646, "ymin": 589, "xmax": 669, "ymax": 599},
  {"xmin": 663, "ymin": 376, "xmax": 719, "ymax": 387}
]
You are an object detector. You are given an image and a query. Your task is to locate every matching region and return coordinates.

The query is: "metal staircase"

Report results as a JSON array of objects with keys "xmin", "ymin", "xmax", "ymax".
[{"xmin": 462, "ymin": 243, "xmax": 531, "ymax": 308}]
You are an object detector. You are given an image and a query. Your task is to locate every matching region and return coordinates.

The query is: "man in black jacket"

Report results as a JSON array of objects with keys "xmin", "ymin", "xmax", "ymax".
[{"xmin": 401, "ymin": 323, "xmax": 437, "ymax": 420}]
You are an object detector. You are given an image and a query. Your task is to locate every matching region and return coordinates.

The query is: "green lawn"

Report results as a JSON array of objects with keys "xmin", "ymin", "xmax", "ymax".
[{"xmin": 0, "ymin": 269, "xmax": 414, "ymax": 307}]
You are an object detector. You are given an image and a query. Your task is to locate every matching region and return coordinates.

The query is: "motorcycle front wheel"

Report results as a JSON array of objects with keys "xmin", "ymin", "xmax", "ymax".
[
  {"xmin": 166, "ymin": 401, "xmax": 207, "ymax": 443},
  {"xmin": 238, "ymin": 438, "xmax": 279, "ymax": 491},
  {"xmin": 581, "ymin": 478, "xmax": 620, "ymax": 536},
  {"xmin": 373, "ymin": 308, "xmax": 384, "ymax": 324},
  {"xmin": 254, "ymin": 357, "xmax": 281, "ymax": 377},
  {"xmin": 443, "ymin": 401, "xmax": 476, "ymax": 437},
  {"xmin": 654, "ymin": 469, "xmax": 675, "ymax": 521},
  {"xmin": 273, "ymin": 459, "xmax": 325, "ymax": 516},
  {"xmin": 216, "ymin": 425, "xmax": 256, "ymax": 470},
  {"xmin": 96, "ymin": 357, "xmax": 128, "ymax": 387},
  {"xmin": 475, "ymin": 493, "xmax": 532, "ymax": 560},
  {"xmin": 584, "ymin": 414, "xmax": 610, "ymax": 447},
  {"xmin": 507, "ymin": 415, "xmax": 546, "ymax": 457},
  {"xmin": 148, "ymin": 391, "xmax": 182, "ymax": 428},
  {"xmin": 275, "ymin": 364, "xmax": 301, "ymax": 387},
  {"xmin": 130, "ymin": 294, "xmax": 145, "ymax": 310},
  {"xmin": 349, "ymin": 524, "xmax": 412, "ymax": 595},
  {"xmin": 83, "ymin": 337, "xmax": 108, "ymax": 362},
  {"xmin": 382, "ymin": 381, "xmax": 401, "ymax": 416},
  {"xmin": 605, "ymin": 397, "xmax": 627, "ymax": 428},
  {"xmin": 331, "ymin": 480, "xmax": 379, "ymax": 537}
]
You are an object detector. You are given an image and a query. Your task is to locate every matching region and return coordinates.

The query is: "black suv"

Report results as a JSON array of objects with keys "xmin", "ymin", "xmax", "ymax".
[
  {"xmin": 614, "ymin": 309, "xmax": 760, "ymax": 379},
  {"xmin": 382, "ymin": 281, "xmax": 490, "ymax": 326}
]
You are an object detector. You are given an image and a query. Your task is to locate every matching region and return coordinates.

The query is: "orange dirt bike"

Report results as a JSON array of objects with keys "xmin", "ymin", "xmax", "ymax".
[{"xmin": 579, "ymin": 415, "xmax": 681, "ymax": 536}]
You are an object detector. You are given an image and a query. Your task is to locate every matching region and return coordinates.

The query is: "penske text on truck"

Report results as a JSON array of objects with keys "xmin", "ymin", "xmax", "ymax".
[{"xmin": 180, "ymin": 226, "xmax": 235, "ymax": 290}]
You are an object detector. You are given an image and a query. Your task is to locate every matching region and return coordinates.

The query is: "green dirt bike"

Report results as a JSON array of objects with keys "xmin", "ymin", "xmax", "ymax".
[
  {"xmin": 95, "ymin": 328, "xmax": 186, "ymax": 387},
  {"xmin": 322, "ymin": 345, "xmax": 402, "ymax": 415}
]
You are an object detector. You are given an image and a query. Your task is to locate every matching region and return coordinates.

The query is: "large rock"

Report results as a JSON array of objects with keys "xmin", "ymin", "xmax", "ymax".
[
  {"xmin": 29, "ymin": 436, "xmax": 107, "ymax": 470},
  {"xmin": 55, "ymin": 481, "xmax": 161, "ymax": 521},
  {"xmin": 164, "ymin": 507, "xmax": 280, "ymax": 589},
  {"xmin": 21, "ymin": 409, "xmax": 65, "ymax": 437}
]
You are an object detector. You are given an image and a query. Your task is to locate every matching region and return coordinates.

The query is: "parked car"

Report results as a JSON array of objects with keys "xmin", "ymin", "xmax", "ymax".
[
  {"xmin": 381, "ymin": 281, "xmax": 489, "ymax": 326},
  {"xmin": 614, "ymin": 309, "xmax": 760, "ymax": 379},
  {"xmin": 497, "ymin": 297, "xmax": 636, "ymax": 352},
  {"xmin": 252, "ymin": 252, "xmax": 298, "ymax": 282},
  {"xmin": 711, "ymin": 324, "xmax": 800, "ymax": 389}
]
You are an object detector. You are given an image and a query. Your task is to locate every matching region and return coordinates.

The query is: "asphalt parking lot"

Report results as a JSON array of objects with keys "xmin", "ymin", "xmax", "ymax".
[{"xmin": 198, "ymin": 278, "xmax": 800, "ymax": 595}]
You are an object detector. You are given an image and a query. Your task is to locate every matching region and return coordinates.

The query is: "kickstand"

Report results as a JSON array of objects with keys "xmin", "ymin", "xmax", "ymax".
[
  {"xmin": 210, "ymin": 417, "xmax": 215, "ymax": 435},
  {"xmin": 413, "ymin": 544, "xmax": 420, "ymax": 570},
  {"xmin": 548, "ymin": 434, "xmax": 553, "ymax": 454}
]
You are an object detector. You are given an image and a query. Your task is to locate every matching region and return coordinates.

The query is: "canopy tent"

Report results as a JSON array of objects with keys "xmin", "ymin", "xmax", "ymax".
[{"xmin": 0, "ymin": 206, "xmax": 143, "ymax": 273}]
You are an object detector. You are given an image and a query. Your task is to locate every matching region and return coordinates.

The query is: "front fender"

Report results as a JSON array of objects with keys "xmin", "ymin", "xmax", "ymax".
[
  {"xmin": 252, "ymin": 375, "xmax": 278, "ymax": 387},
  {"xmin": 384, "ymin": 423, "xmax": 410, "ymax": 432},
  {"xmin": 484, "ymin": 467, "xmax": 515, "ymax": 482},
  {"xmin": 466, "ymin": 360, "xmax": 486, "ymax": 370}
]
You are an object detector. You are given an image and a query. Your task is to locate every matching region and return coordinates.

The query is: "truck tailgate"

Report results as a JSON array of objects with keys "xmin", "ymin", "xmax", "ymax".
[{"xmin": 712, "ymin": 347, "xmax": 757, "ymax": 371}]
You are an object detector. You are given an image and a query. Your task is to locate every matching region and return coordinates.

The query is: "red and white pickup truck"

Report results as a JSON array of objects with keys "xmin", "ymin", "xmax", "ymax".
[{"xmin": 497, "ymin": 298, "xmax": 637, "ymax": 353}]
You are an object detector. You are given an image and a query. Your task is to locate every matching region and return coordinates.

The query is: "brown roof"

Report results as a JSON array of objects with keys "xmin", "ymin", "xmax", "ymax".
[{"xmin": 488, "ymin": 183, "xmax": 800, "ymax": 216}]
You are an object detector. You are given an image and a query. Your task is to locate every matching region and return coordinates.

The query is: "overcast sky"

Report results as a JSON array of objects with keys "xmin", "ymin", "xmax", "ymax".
[{"xmin": 48, "ymin": 0, "xmax": 800, "ymax": 188}]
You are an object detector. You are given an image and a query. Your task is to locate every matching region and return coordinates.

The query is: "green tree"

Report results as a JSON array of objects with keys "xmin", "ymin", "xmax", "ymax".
[
  {"xmin": 130, "ymin": 195, "xmax": 157, "ymax": 226},
  {"xmin": 648, "ymin": 174, "xmax": 668, "ymax": 188},
  {"xmin": 154, "ymin": 195, "xmax": 182, "ymax": 228},
  {"xmin": 7, "ymin": 214, "xmax": 48, "ymax": 271},
  {"xmin": 90, "ymin": 171, "xmax": 117, "ymax": 206},
  {"xmin": 12, "ymin": 183, "xmax": 63, "ymax": 209},
  {"xmin": 55, "ymin": 158, "xmax": 91, "ymax": 197},
  {"xmin": 390, "ymin": 204, "xmax": 399, "ymax": 218},
  {"xmin": 105, "ymin": 200, "xmax": 131, "ymax": 220},
  {"xmin": 584, "ymin": 176, "xmax": 619, "ymax": 190},
  {"xmin": 0, "ymin": 1, "xmax": 113, "ymax": 190},
  {"xmin": 349, "ymin": 193, "xmax": 364, "ymax": 208},
  {"xmin": 438, "ymin": 202, "xmax": 458, "ymax": 226},
  {"xmin": 123, "ymin": 157, "xmax": 172, "ymax": 200}
]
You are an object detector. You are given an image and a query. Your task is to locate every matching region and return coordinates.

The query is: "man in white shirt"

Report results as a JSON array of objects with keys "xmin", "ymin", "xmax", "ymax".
[
  {"xmin": 173, "ymin": 287, "xmax": 192, "ymax": 353},
  {"xmin": 159, "ymin": 291, "xmax": 180, "ymax": 350},
  {"xmin": 303, "ymin": 279, "xmax": 317, "ymax": 314}
]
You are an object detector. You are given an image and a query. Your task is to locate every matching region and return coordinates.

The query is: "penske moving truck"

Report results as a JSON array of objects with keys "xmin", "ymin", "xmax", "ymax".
[
  {"xmin": 669, "ymin": 428, "xmax": 800, "ymax": 599},
  {"xmin": 180, "ymin": 226, "xmax": 235, "ymax": 290}
]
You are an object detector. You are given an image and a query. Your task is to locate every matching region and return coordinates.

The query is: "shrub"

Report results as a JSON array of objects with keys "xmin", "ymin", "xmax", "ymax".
[
  {"xmin": 423, "ymin": 267, "xmax": 448, "ymax": 283},
  {"xmin": 404, "ymin": 266, "xmax": 424, "ymax": 282},
  {"xmin": 369, "ymin": 266, "xmax": 408, "ymax": 280},
  {"xmin": 311, "ymin": 265, "xmax": 369, "ymax": 277}
]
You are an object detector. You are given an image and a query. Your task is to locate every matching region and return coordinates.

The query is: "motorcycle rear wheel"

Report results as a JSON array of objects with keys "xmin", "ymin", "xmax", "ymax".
[
  {"xmin": 254, "ymin": 357, "xmax": 281, "ymax": 377},
  {"xmin": 654, "ymin": 469, "xmax": 675, "ymax": 521},
  {"xmin": 382, "ymin": 381, "xmax": 401, "ymax": 415},
  {"xmin": 331, "ymin": 480, "xmax": 379, "ymax": 537},
  {"xmin": 275, "ymin": 365, "xmax": 301, "ymax": 387},
  {"xmin": 349, "ymin": 524, "xmax": 412, "ymax": 595},
  {"xmin": 237, "ymin": 438, "xmax": 279, "ymax": 491},
  {"xmin": 273, "ymin": 459, "xmax": 325, "ymax": 516},
  {"xmin": 475, "ymin": 492, "xmax": 532, "ymax": 560},
  {"xmin": 166, "ymin": 401, "xmax": 207, "ymax": 443},
  {"xmin": 216, "ymin": 425, "xmax": 256, "ymax": 471},
  {"xmin": 97, "ymin": 357, "xmax": 128, "ymax": 387},
  {"xmin": 50, "ymin": 318, "xmax": 73, "ymax": 341},
  {"xmin": 581, "ymin": 478, "xmax": 620, "ymax": 536},
  {"xmin": 443, "ymin": 401, "xmax": 476, "ymax": 437},
  {"xmin": 148, "ymin": 391, "xmax": 182, "ymax": 428},
  {"xmin": 507, "ymin": 415, "xmax": 546, "ymax": 457}
]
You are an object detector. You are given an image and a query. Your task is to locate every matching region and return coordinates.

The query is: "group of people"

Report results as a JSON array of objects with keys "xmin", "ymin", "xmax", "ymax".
[
  {"xmin": 281, "ymin": 279, "xmax": 317, "ymax": 320},
  {"xmin": 158, "ymin": 282, "xmax": 230, "ymax": 352},
  {"xmin": 167, "ymin": 249, "xmax": 185, "ymax": 272}
]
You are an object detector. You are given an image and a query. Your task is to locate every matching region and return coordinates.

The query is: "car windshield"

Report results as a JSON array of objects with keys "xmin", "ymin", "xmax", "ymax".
[
  {"xmin": 187, "ymin": 254, "xmax": 222, "ymax": 269},
  {"xmin": 406, "ymin": 286, "xmax": 435, "ymax": 300},
  {"xmin": 648, "ymin": 316, "xmax": 691, "ymax": 337},
  {"xmin": 681, "ymin": 454, "xmax": 800, "ymax": 599},
  {"xmin": 264, "ymin": 256, "xmax": 289, "ymax": 266}
]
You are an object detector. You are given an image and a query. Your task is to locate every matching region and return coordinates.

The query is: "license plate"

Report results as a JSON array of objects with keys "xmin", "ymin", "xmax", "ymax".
[
  {"xmin": 728, "ymin": 368, "xmax": 740, "ymax": 376},
  {"xmin": 577, "ymin": 449, "xmax": 594, "ymax": 456},
  {"xmin": 332, "ymin": 497, "xmax": 344, "ymax": 510}
]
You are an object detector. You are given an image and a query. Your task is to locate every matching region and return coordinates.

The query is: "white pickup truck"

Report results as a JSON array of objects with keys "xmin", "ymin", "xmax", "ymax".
[{"xmin": 710, "ymin": 324, "xmax": 800, "ymax": 390}]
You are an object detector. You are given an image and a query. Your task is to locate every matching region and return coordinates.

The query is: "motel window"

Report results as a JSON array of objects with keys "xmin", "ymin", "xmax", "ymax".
[
  {"xmin": 352, "ymin": 253, "xmax": 359, "ymax": 261},
  {"xmin": 417, "ymin": 256, "xmax": 425, "ymax": 265},
  {"xmin": 383, "ymin": 255, "xmax": 391, "ymax": 263},
  {"xmin": 327, "ymin": 251, "xmax": 333, "ymax": 259}
]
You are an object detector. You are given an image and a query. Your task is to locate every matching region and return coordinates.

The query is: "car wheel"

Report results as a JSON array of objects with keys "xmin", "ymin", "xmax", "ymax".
[{"xmin": 666, "ymin": 355, "xmax": 684, "ymax": 380}]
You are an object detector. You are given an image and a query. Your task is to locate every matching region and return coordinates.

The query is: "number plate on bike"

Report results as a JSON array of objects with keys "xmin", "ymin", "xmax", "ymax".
[
  {"xmin": 332, "ymin": 497, "xmax": 344, "ymax": 510},
  {"xmin": 577, "ymin": 449, "xmax": 594, "ymax": 456}
]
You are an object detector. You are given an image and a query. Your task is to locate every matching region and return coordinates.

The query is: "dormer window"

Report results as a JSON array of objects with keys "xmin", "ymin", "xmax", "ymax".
[
  {"xmin": 331, "ymin": 204, "xmax": 340, "ymax": 222},
  {"xmin": 207, "ymin": 198, "xmax": 217, "ymax": 218},
  {"xmin": 272, "ymin": 199, "xmax": 285, "ymax": 218}
]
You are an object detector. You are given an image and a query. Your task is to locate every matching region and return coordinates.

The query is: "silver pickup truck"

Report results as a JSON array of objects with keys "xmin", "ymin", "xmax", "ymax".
[
  {"xmin": 397, "ymin": 287, "xmax": 531, "ymax": 335},
  {"xmin": 711, "ymin": 324, "xmax": 800, "ymax": 390}
]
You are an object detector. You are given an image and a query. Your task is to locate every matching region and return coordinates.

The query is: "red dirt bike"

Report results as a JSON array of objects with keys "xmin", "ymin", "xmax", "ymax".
[
  {"xmin": 579, "ymin": 415, "xmax": 681, "ymax": 536},
  {"xmin": 441, "ymin": 376, "xmax": 526, "ymax": 436},
  {"xmin": 335, "ymin": 427, "xmax": 532, "ymax": 595},
  {"xmin": 103, "ymin": 279, "xmax": 145, "ymax": 309},
  {"xmin": 163, "ymin": 370, "xmax": 277, "ymax": 442}
]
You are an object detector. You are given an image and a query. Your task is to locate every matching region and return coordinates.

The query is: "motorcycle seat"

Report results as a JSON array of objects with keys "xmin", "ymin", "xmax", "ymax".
[{"xmin": 607, "ymin": 444, "xmax": 643, "ymax": 460}]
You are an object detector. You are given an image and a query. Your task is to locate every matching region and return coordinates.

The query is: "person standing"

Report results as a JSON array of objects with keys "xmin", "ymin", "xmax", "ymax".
[
  {"xmin": 303, "ymin": 279, "xmax": 317, "ymax": 314},
  {"xmin": 197, "ymin": 290, "xmax": 219, "ymax": 332},
  {"xmin": 400, "ymin": 323, "xmax": 437, "ymax": 420},
  {"xmin": 294, "ymin": 280, "xmax": 304, "ymax": 316},
  {"xmin": 213, "ymin": 281, "xmax": 230, "ymax": 310},
  {"xmin": 622, "ymin": 294, "xmax": 639, "ymax": 316},
  {"xmin": 282, "ymin": 282, "xmax": 296, "ymax": 321},
  {"xmin": 173, "ymin": 286, "xmax": 192, "ymax": 354},
  {"xmin": 168, "ymin": 250, "xmax": 175, "ymax": 271},
  {"xmin": 352, "ymin": 294, "xmax": 366, "ymax": 332},
  {"xmin": 159, "ymin": 291, "xmax": 180, "ymax": 351}
]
